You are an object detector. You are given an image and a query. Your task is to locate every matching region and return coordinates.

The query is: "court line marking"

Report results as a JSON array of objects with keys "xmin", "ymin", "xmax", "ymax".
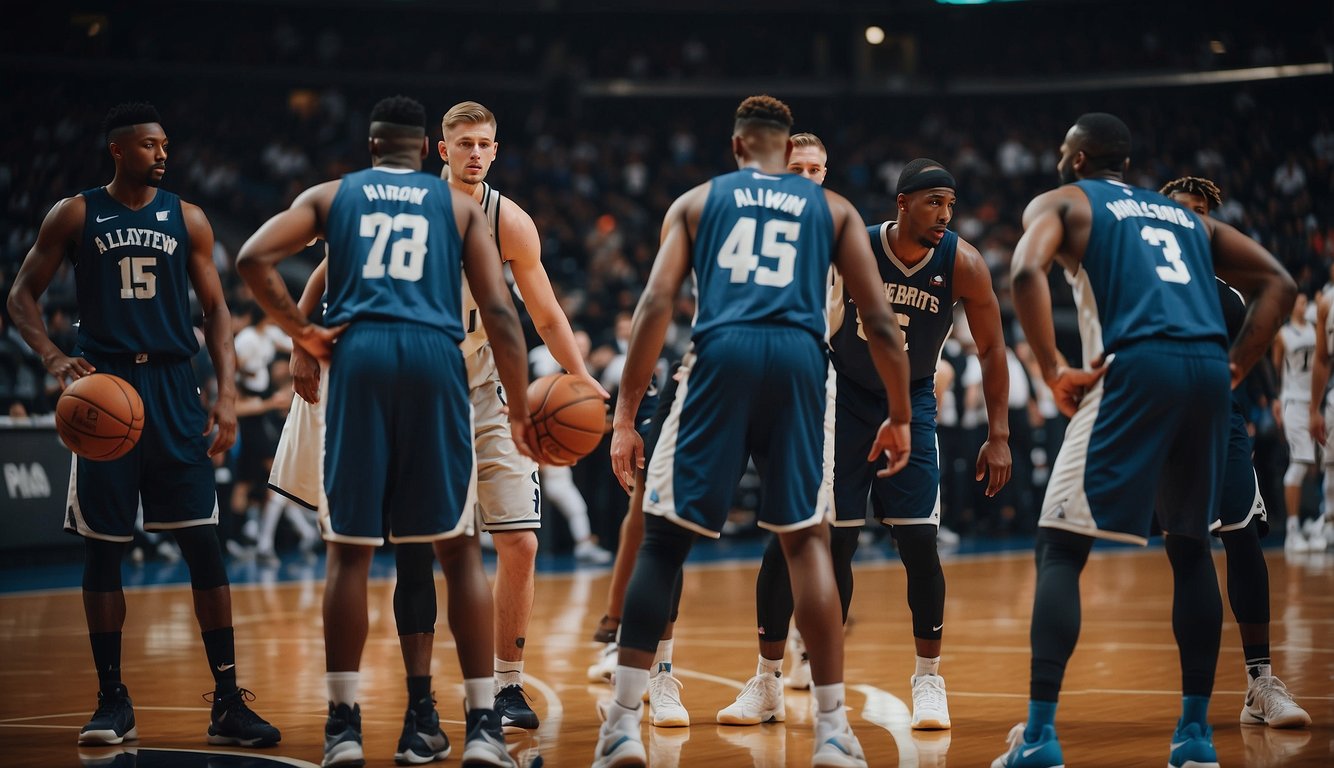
[
  {"xmin": 673, "ymin": 667, "xmax": 745, "ymax": 690},
  {"xmin": 145, "ymin": 747, "xmax": 321, "ymax": 767},
  {"xmin": 0, "ymin": 723, "xmax": 81, "ymax": 730},
  {"xmin": 523, "ymin": 671, "xmax": 564, "ymax": 742},
  {"xmin": 851, "ymin": 684, "xmax": 914, "ymax": 766}
]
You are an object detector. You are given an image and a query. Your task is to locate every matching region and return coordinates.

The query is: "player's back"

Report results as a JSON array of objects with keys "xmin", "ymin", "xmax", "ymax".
[
  {"xmin": 75, "ymin": 187, "xmax": 199, "ymax": 358},
  {"xmin": 324, "ymin": 167, "xmax": 464, "ymax": 341},
  {"xmin": 691, "ymin": 169, "xmax": 833, "ymax": 342},
  {"xmin": 1069, "ymin": 178, "xmax": 1225, "ymax": 363}
]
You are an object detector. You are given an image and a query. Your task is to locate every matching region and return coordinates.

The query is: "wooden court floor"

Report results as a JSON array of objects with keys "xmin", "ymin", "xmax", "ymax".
[{"xmin": 1, "ymin": 546, "xmax": 1330, "ymax": 767}]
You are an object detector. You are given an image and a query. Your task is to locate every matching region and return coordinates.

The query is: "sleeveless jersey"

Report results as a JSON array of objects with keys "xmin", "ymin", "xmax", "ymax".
[
  {"xmin": 691, "ymin": 169, "xmax": 834, "ymax": 341},
  {"xmin": 75, "ymin": 187, "xmax": 199, "ymax": 358},
  {"xmin": 1067, "ymin": 178, "xmax": 1225, "ymax": 366},
  {"xmin": 459, "ymin": 182, "xmax": 505, "ymax": 357},
  {"xmin": 829, "ymin": 223, "xmax": 957, "ymax": 390},
  {"xmin": 1279, "ymin": 321, "xmax": 1315, "ymax": 403},
  {"xmin": 324, "ymin": 167, "xmax": 464, "ymax": 340}
]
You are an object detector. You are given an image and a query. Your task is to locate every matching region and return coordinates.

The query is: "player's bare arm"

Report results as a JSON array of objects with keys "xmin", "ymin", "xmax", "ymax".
[
  {"xmin": 501, "ymin": 198, "xmax": 609, "ymax": 398},
  {"xmin": 183, "ymin": 201, "xmax": 238, "ymax": 456},
  {"xmin": 290, "ymin": 256, "xmax": 329, "ymax": 404},
  {"xmin": 1013, "ymin": 187, "xmax": 1107, "ymax": 417},
  {"xmin": 237, "ymin": 181, "xmax": 346, "ymax": 361},
  {"xmin": 1206, "ymin": 216, "xmax": 1297, "ymax": 388},
  {"xmin": 954, "ymin": 238, "xmax": 1012, "ymax": 496},
  {"xmin": 610, "ymin": 188, "xmax": 699, "ymax": 493},
  {"xmin": 6, "ymin": 196, "xmax": 97, "ymax": 385},
  {"xmin": 455, "ymin": 189, "xmax": 540, "ymax": 461},
  {"xmin": 827, "ymin": 190, "xmax": 912, "ymax": 476},
  {"xmin": 1312, "ymin": 292, "xmax": 1331, "ymax": 444}
]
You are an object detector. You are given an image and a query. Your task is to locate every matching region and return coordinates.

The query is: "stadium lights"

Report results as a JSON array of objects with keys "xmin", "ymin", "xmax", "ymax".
[{"xmin": 865, "ymin": 25, "xmax": 886, "ymax": 45}]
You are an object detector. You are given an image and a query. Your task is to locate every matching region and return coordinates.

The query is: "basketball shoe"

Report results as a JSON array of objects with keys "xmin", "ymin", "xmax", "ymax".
[
  {"xmin": 495, "ymin": 683, "xmax": 539, "ymax": 731},
  {"xmin": 1168, "ymin": 720, "xmax": 1219, "ymax": 768},
  {"xmin": 784, "ymin": 631, "xmax": 812, "ymax": 690},
  {"xmin": 79, "ymin": 685, "xmax": 137, "ymax": 746},
  {"xmin": 647, "ymin": 663, "xmax": 689, "ymax": 727},
  {"xmin": 588, "ymin": 642, "xmax": 618, "ymax": 684},
  {"xmin": 991, "ymin": 723, "xmax": 1063, "ymax": 768},
  {"xmin": 205, "ymin": 688, "xmax": 280, "ymax": 748},
  {"xmin": 812, "ymin": 717, "xmax": 867, "ymax": 768},
  {"xmin": 593, "ymin": 700, "xmax": 646, "ymax": 768},
  {"xmin": 394, "ymin": 695, "xmax": 451, "ymax": 764},
  {"xmin": 322, "ymin": 702, "xmax": 363, "ymax": 767},
  {"xmin": 461, "ymin": 708, "xmax": 517, "ymax": 768},
  {"xmin": 1241, "ymin": 675, "xmax": 1311, "ymax": 728},
  {"xmin": 910, "ymin": 674, "xmax": 951, "ymax": 730},
  {"xmin": 717, "ymin": 671, "xmax": 785, "ymax": 725}
]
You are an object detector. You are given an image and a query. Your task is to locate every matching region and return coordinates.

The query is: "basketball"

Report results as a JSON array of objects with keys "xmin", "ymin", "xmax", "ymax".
[
  {"xmin": 55, "ymin": 373, "xmax": 145, "ymax": 461},
  {"xmin": 527, "ymin": 373, "xmax": 606, "ymax": 464}
]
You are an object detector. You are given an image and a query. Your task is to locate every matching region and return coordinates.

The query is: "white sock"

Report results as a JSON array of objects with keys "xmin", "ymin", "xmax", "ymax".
[
  {"xmin": 813, "ymin": 682, "xmax": 848, "ymax": 727},
  {"xmin": 758, "ymin": 654, "xmax": 783, "ymax": 677},
  {"xmin": 614, "ymin": 665, "xmax": 650, "ymax": 711},
  {"xmin": 326, "ymin": 671, "xmax": 360, "ymax": 706},
  {"xmin": 495, "ymin": 657, "xmax": 523, "ymax": 690},
  {"xmin": 1287, "ymin": 515, "xmax": 1301, "ymax": 533},
  {"xmin": 915, "ymin": 655, "xmax": 941, "ymax": 677},
  {"xmin": 654, "ymin": 639, "xmax": 674, "ymax": 672},
  {"xmin": 464, "ymin": 677, "xmax": 493, "ymax": 712}
]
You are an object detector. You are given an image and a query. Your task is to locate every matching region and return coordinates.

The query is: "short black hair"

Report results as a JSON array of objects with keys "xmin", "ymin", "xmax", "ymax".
[
  {"xmin": 1160, "ymin": 176, "xmax": 1223, "ymax": 211},
  {"xmin": 102, "ymin": 102, "xmax": 162, "ymax": 142},
  {"xmin": 1072, "ymin": 112, "xmax": 1132, "ymax": 172},
  {"xmin": 735, "ymin": 95, "xmax": 793, "ymax": 133},
  {"xmin": 370, "ymin": 95, "xmax": 426, "ymax": 132}
]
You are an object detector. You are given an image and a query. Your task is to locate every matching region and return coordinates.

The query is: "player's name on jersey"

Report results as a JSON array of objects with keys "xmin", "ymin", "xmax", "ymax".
[
  {"xmin": 1103, "ymin": 198, "xmax": 1197, "ymax": 228},
  {"xmin": 93, "ymin": 228, "xmax": 180, "ymax": 255},
  {"xmin": 732, "ymin": 186, "xmax": 808, "ymax": 216},
  {"xmin": 361, "ymin": 183, "xmax": 429, "ymax": 204},
  {"xmin": 884, "ymin": 281, "xmax": 942, "ymax": 313}
]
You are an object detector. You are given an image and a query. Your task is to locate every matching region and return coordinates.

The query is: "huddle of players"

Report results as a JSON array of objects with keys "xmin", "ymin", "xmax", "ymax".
[{"xmin": 2, "ymin": 93, "xmax": 1313, "ymax": 768}]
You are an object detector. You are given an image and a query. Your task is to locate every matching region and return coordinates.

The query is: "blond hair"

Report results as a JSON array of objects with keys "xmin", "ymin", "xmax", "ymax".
[
  {"xmin": 791, "ymin": 132, "xmax": 826, "ymax": 153},
  {"xmin": 442, "ymin": 101, "xmax": 497, "ymax": 133}
]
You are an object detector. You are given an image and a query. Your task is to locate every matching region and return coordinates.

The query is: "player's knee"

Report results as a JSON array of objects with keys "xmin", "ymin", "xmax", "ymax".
[
  {"xmin": 893, "ymin": 524, "xmax": 942, "ymax": 573},
  {"xmin": 492, "ymin": 529, "xmax": 538, "ymax": 562},
  {"xmin": 172, "ymin": 526, "xmax": 229, "ymax": 590},
  {"xmin": 82, "ymin": 538, "xmax": 127, "ymax": 592},
  {"xmin": 829, "ymin": 525, "xmax": 860, "ymax": 565},
  {"xmin": 393, "ymin": 551, "xmax": 438, "ymax": 637}
]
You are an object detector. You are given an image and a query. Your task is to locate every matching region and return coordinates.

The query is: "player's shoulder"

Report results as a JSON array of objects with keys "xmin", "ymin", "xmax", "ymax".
[{"xmin": 41, "ymin": 194, "xmax": 88, "ymax": 235}]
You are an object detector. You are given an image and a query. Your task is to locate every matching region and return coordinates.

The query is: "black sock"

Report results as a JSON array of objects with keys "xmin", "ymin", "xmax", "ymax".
[
  {"xmin": 201, "ymin": 627, "xmax": 238, "ymax": 696},
  {"xmin": 408, "ymin": 675, "xmax": 432, "ymax": 707},
  {"xmin": 89, "ymin": 631, "xmax": 122, "ymax": 693}
]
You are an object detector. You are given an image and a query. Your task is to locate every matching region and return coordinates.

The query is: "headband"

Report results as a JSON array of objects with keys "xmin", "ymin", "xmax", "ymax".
[{"xmin": 898, "ymin": 167, "xmax": 956, "ymax": 196}]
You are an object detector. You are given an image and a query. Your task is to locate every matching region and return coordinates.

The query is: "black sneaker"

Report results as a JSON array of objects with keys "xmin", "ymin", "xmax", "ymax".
[
  {"xmin": 494, "ymin": 684, "xmax": 539, "ymax": 731},
  {"xmin": 462, "ymin": 708, "xmax": 517, "ymax": 767},
  {"xmin": 394, "ymin": 697, "xmax": 451, "ymax": 765},
  {"xmin": 205, "ymin": 688, "xmax": 281, "ymax": 748},
  {"xmin": 323, "ymin": 702, "xmax": 364, "ymax": 767},
  {"xmin": 79, "ymin": 685, "xmax": 137, "ymax": 745}
]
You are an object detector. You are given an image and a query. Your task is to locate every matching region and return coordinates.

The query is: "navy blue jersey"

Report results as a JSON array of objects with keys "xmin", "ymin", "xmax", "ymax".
[
  {"xmin": 1072, "ymin": 179, "xmax": 1225, "ymax": 359},
  {"xmin": 324, "ymin": 167, "xmax": 465, "ymax": 339},
  {"xmin": 74, "ymin": 187, "xmax": 198, "ymax": 357},
  {"xmin": 691, "ymin": 169, "xmax": 834, "ymax": 342},
  {"xmin": 830, "ymin": 223, "xmax": 957, "ymax": 389}
]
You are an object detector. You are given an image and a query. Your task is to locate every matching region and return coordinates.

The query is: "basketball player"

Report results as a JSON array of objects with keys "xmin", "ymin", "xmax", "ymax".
[
  {"xmin": 236, "ymin": 96, "xmax": 540, "ymax": 768},
  {"xmin": 1272, "ymin": 291, "xmax": 1326, "ymax": 551},
  {"xmin": 1310, "ymin": 283, "xmax": 1334, "ymax": 546},
  {"xmin": 992, "ymin": 114, "xmax": 1295, "ymax": 768},
  {"xmin": 596, "ymin": 95, "xmax": 913, "ymax": 768},
  {"xmin": 723, "ymin": 158, "xmax": 1011, "ymax": 731},
  {"xmin": 6, "ymin": 102, "xmax": 280, "ymax": 748},
  {"xmin": 1159, "ymin": 176, "xmax": 1310, "ymax": 729}
]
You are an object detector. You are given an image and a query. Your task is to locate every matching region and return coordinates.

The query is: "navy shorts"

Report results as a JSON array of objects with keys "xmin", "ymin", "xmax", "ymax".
[
  {"xmin": 1211, "ymin": 399, "xmax": 1268, "ymax": 536},
  {"xmin": 64, "ymin": 355, "xmax": 216, "ymax": 542},
  {"xmin": 323, "ymin": 322, "xmax": 475, "ymax": 545},
  {"xmin": 1041, "ymin": 340, "xmax": 1229, "ymax": 544},
  {"xmin": 640, "ymin": 362, "xmax": 680, "ymax": 465},
  {"xmin": 643, "ymin": 326, "xmax": 832, "ymax": 538},
  {"xmin": 831, "ymin": 376, "xmax": 940, "ymax": 528}
]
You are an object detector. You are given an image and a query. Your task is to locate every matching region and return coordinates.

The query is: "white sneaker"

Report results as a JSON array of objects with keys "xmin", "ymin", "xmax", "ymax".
[
  {"xmin": 717, "ymin": 673, "xmax": 785, "ymax": 725},
  {"xmin": 1241, "ymin": 675, "xmax": 1312, "ymax": 729},
  {"xmin": 785, "ymin": 632, "xmax": 812, "ymax": 690},
  {"xmin": 592, "ymin": 705, "xmax": 647, "ymax": 768},
  {"xmin": 648, "ymin": 665, "xmax": 689, "ymax": 727},
  {"xmin": 812, "ymin": 718, "xmax": 867, "ymax": 767},
  {"xmin": 588, "ymin": 643, "xmax": 617, "ymax": 684},
  {"xmin": 1285, "ymin": 528, "xmax": 1314, "ymax": 552},
  {"xmin": 937, "ymin": 525, "xmax": 961, "ymax": 547},
  {"xmin": 910, "ymin": 674, "xmax": 951, "ymax": 730},
  {"xmin": 575, "ymin": 539, "xmax": 614, "ymax": 565}
]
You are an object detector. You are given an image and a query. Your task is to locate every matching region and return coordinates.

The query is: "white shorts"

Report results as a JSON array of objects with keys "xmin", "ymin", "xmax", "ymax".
[
  {"xmin": 269, "ymin": 370, "xmax": 327, "ymax": 513},
  {"xmin": 468, "ymin": 344, "xmax": 541, "ymax": 532},
  {"xmin": 1324, "ymin": 400, "xmax": 1334, "ymax": 467},
  {"xmin": 1283, "ymin": 399, "xmax": 1316, "ymax": 465}
]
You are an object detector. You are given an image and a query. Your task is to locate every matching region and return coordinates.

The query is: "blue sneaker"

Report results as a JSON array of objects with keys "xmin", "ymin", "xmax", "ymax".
[
  {"xmin": 322, "ymin": 702, "xmax": 364, "ymax": 767},
  {"xmin": 1168, "ymin": 721, "xmax": 1219, "ymax": 768},
  {"xmin": 992, "ymin": 723, "xmax": 1064, "ymax": 768},
  {"xmin": 79, "ymin": 686, "xmax": 137, "ymax": 746}
]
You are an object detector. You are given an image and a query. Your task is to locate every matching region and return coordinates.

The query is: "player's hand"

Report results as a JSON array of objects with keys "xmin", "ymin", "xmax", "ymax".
[
  {"xmin": 576, "ymin": 371, "xmax": 611, "ymax": 400},
  {"xmin": 205, "ymin": 392, "xmax": 237, "ymax": 457},
  {"xmin": 42, "ymin": 351, "xmax": 95, "ymax": 388},
  {"xmin": 295, "ymin": 323, "xmax": 348, "ymax": 363},
  {"xmin": 976, "ymin": 438, "xmax": 1013, "ymax": 497},
  {"xmin": 1312, "ymin": 407, "xmax": 1327, "ymax": 446},
  {"xmin": 290, "ymin": 343, "xmax": 322, "ymax": 404},
  {"xmin": 1229, "ymin": 361, "xmax": 1244, "ymax": 390},
  {"xmin": 1271, "ymin": 398, "xmax": 1283, "ymax": 429},
  {"xmin": 610, "ymin": 424, "xmax": 645, "ymax": 495},
  {"xmin": 508, "ymin": 410, "xmax": 543, "ymax": 463},
  {"xmin": 1047, "ymin": 360, "xmax": 1109, "ymax": 418},
  {"xmin": 870, "ymin": 419, "xmax": 911, "ymax": 477}
]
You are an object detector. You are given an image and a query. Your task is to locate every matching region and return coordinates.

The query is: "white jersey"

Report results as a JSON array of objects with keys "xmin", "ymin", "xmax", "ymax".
[
  {"xmin": 1279, "ymin": 321, "xmax": 1316, "ymax": 403},
  {"xmin": 459, "ymin": 181, "xmax": 505, "ymax": 359}
]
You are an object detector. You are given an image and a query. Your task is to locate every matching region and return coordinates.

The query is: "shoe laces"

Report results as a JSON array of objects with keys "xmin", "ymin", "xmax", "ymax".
[
  {"xmin": 914, "ymin": 675, "xmax": 947, "ymax": 711},
  {"xmin": 204, "ymin": 688, "xmax": 264, "ymax": 724},
  {"xmin": 1253, "ymin": 676, "xmax": 1296, "ymax": 706},
  {"xmin": 497, "ymin": 684, "xmax": 532, "ymax": 705},
  {"xmin": 737, "ymin": 673, "xmax": 773, "ymax": 703},
  {"xmin": 651, "ymin": 670, "xmax": 685, "ymax": 702},
  {"xmin": 92, "ymin": 688, "xmax": 129, "ymax": 718}
]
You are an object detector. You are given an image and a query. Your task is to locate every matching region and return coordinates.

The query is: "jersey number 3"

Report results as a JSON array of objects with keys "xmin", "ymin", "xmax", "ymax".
[
  {"xmin": 360, "ymin": 213, "xmax": 428, "ymax": 282},
  {"xmin": 717, "ymin": 218, "xmax": 800, "ymax": 288},
  {"xmin": 1141, "ymin": 226, "xmax": 1191, "ymax": 285}
]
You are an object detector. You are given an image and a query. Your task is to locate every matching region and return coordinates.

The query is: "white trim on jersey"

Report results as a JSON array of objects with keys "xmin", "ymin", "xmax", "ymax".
[
  {"xmin": 146, "ymin": 512, "xmax": 219, "ymax": 532},
  {"xmin": 64, "ymin": 456, "xmax": 134, "ymax": 543},
  {"xmin": 1066, "ymin": 267, "xmax": 1106, "ymax": 368},
  {"xmin": 878, "ymin": 221, "xmax": 937, "ymax": 278},
  {"xmin": 878, "ymin": 433, "xmax": 944, "ymax": 528},
  {"xmin": 644, "ymin": 354, "xmax": 719, "ymax": 538},
  {"xmin": 1209, "ymin": 468, "xmax": 1267, "ymax": 534}
]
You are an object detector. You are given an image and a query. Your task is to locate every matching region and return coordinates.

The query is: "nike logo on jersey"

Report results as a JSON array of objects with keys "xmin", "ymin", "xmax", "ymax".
[
  {"xmin": 95, "ymin": 214, "xmax": 118, "ymax": 223},
  {"xmin": 156, "ymin": 210, "xmax": 169, "ymax": 221}
]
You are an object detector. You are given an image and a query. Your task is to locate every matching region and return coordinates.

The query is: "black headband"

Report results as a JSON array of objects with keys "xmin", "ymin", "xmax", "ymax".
[{"xmin": 898, "ymin": 167, "xmax": 956, "ymax": 196}]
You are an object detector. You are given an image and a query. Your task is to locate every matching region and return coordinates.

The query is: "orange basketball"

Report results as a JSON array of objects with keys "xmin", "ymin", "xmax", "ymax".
[
  {"xmin": 56, "ymin": 373, "xmax": 145, "ymax": 461},
  {"xmin": 527, "ymin": 373, "xmax": 607, "ymax": 465}
]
